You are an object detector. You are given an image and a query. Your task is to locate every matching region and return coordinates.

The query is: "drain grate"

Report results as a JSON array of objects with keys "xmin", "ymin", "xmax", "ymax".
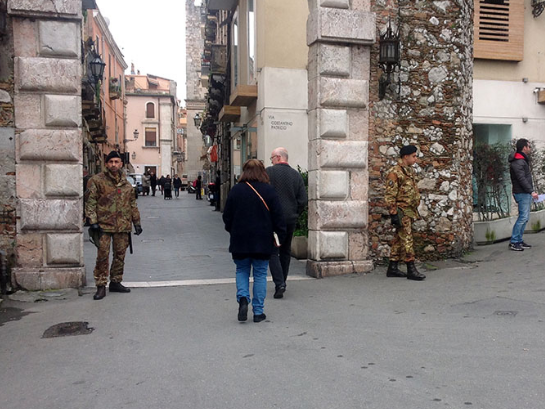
[{"xmin": 42, "ymin": 321, "xmax": 94, "ymax": 338}]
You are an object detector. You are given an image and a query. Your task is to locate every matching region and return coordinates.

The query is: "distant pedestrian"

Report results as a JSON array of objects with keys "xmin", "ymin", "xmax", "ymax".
[
  {"xmin": 214, "ymin": 170, "xmax": 221, "ymax": 211},
  {"xmin": 223, "ymin": 159, "xmax": 286, "ymax": 323},
  {"xmin": 159, "ymin": 175, "xmax": 165, "ymax": 195},
  {"xmin": 150, "ymin": 172, "xmax": 157, "ymax": 196},
  {"xmin": 266, "ymin": 147, "xmax": 307, "ymax": 299},
  {"xmin": 196, "ymin": 175, "xmax": 203, "ymax": 200},
  {"xmin": 508, "ymin": 138, "xmax": 539, "ymax": 251},
  {"xmin": 173, "ymin": 174, "xmax": 182, "ymax": 198},
  {"xmin": 384, "ymin": 145, "xmax": 425, "ymax": 281},
  {"xmin": 164, "ymin": 175, "xmax": 172, "ymax": 200},
  {"xmin": 85, "ymin": 151, "xmax": 143, "ymax": 300},
  {"xmin": 142, "ymin": 172, "xmax": 151, "ymax": 196}
]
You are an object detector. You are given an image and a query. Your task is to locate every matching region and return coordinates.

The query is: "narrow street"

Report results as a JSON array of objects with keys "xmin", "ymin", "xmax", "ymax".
[{"xmin": 83, "ymin": 190, "xmax": 307, "ymax": 285}]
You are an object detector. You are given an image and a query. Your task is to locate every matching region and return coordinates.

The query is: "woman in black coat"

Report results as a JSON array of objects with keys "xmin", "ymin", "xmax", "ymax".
[{"xmin": 223, "ymin": 159, "xmax": 286, "ymax": 323}]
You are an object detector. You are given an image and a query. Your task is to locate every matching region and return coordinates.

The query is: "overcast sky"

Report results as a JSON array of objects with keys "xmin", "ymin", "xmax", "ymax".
[{"xmin": 96, "ymin": 0, "xmax": 191, "ymax": 104}]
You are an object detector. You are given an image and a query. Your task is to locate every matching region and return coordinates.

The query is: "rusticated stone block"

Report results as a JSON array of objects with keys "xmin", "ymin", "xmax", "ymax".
[
  {"xmin": 309, "ymin": 139, "xmax": 368, "ymax": 170},
  {"xmin": 350, "ymin": 170, "xmax": 369, "ymax": 201},
  {"xmin": 319, "ymin": 45, "xmax": 350, "ymax": 77},
  {"xmin": 18, "ymin": 129, "xmax": 81, "ymax": 161},
  {"xmin": 38, "ymin": 21, "xmax": 79, "ymax": 57},
  {"xmin": 0, "ymin": 128, "xmax": 15, "ymax": 172},
  {"xmin": 20, "ymin": 199, "xmax": 80, "ymax": 231},
  {"xmin": 16, "ymin": 164, "xmax": 42, "ymax": 199},
  {"xmin": 45, "ymin": 164, "xmax": 81, "ymax": 196},
  {"xmin": 9, "ymin": 0, "xmax": 81, "ymax": 17},
  {"xmin": 309, "ymin": 170, "xmax": 349, "ymax": 200},
  {"xmin": 308, "ymin": 200, "xmax": 368, "ymax": 230},
  {"xmin": 44, "ymin": 95, "xmax": 81, "ymax": 127},
  {"xmin": 351, "ymin": 46, "xmax": 371, "ymax": 80},
  {"xmin": 11, "ymin": 267, "xmax": 86, "ymax": 291},
  {"xmin": 348, "ymin": 231, "xmax": 369, "ymax": 260},
  {"xmin": 309, "ymin": 109, "xmax": 348, "ymax": 140},
  {"xmin": 14, "ymin": 94, "xmax": 42, "ymax": 129},
  {"xmin": 348, "ymin": 109, "xmax": 369, "ymax": 141},
  {"xmin": 319, "ymin": 0, "xmax": 350, "ymax": 9},
  {"xmin": 16, "ymin": 233, "xmax": 43, "ymax": 268},
  {"xmin": 306, "ymin": 260, "xmax": 373, "ymax": 278},
  {"xmin": 309, "ymin": 230, "xmax": 348, "ymax": 260},
  {"xmin": 307, "ymin": 8, "xmax": 375, "ymax": 46},
  {"xmin": 17, "ymin": 58, "xmax": 80, "ymax": 93},
  {"xmin": 46, "ymin": 233, "xmax": 81, "ymax": 265},
  {"xmin": 12, "ymin": 17, "xmax": 37, "ymax": 57},
  {"xmin": 320, "ymin": 78, "xmax": 369, "ymax": 108}
]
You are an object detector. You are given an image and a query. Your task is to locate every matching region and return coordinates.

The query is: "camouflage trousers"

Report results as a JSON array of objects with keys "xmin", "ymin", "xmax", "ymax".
[
  {"xmin": 93, "ymin": 232, "xmax": 129, "ymax": 286},
  {"xmin": 390, "ymin": 216, "xmax": 415, "ymax": 263}
]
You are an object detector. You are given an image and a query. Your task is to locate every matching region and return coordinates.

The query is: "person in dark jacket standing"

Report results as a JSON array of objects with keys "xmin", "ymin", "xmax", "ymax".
[
  {"xmin": 195, "ymin": 175, "xmax": 203, "ymax": 200},
  {"xmin": 159, "ymin": 175, "xmax": 165, "ymax": 195},
  {"xmin": 223, "ymin": 159, "xmax": 286, "ymax": 323},
  {"xmin": 173, "ymin": 174, "xmax": 182, "ymax": 198},
  {"xmin": 150, "ymin": 171, "xmax": 157, "ymax": 196},
  {"xmin": 508, "ymin": 138, "xmax": 538, "ymax": 251},
  {"xmin": 266, "ymin": 147, "xmax": 307, "ymax": 299}
]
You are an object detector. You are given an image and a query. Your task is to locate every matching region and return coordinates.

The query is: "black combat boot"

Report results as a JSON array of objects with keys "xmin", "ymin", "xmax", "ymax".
[
  {"xmin": 238, "ymin": 297, "xmax": 248, "ymax": 322},
  {"xmin": 386, "ymin": 261, "xmax": 406, "ymax": 278},
  {"xmin": 93, "ymin": 286, "xmax": 106, "ymax": 300},
  {"xmin": 109, "ymin": 282, "xmax": 131, "ymax": 293},
  {"xmin": 406, "ymin": 261, "xmax": 426, "ymax": 281}
]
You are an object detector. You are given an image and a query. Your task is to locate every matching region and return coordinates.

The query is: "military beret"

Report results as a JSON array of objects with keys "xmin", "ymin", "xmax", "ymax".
[
  {"xmin": 400, "ymin": 145, "xmax": 417, "ymax": 157},
  {"xmin": 106, "ymin": 150, "xmax": 122, "ymax": 162}
]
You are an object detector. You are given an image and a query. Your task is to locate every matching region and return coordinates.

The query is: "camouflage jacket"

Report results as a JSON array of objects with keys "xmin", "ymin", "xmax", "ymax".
[
  {"xmin": 384, "ymin": 162, "xmax": 420, "ymax": 219},
  {"xmin": 85, "ymin": 170, "xmax": 141, "ymax": 232}
]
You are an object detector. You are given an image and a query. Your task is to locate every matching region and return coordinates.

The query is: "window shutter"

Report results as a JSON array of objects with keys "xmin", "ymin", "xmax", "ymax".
[
  {"xmin": 146, "ymin": 102, "xmax": 155, "ymax": 118},
  {"xmin": 474, "ymin": 0, "xmax": 524, "ymax": 61},
  {"xmin": 145, "ymin": 128, "xmax": 157, "ymax": 147}
]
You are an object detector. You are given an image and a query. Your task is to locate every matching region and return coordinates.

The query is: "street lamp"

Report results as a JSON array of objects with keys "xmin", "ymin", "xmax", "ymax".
[
  {"xmin": 132, "ymin": 152, "xmax": 136, "ymax": 160},
  {"xmin": 378, "ymin": 19, "xmax": 400, "ymax": 100},
  {"xmin": 133, "ymin": 129, "xmax": 139, "ymax": 140},
  {"xmin": 89, "ymin": 55, "xmax": 106, "ymax": 83},
  {"xmin": 193, "ymin": 113, "xmax": 202, "ymax": 128}
]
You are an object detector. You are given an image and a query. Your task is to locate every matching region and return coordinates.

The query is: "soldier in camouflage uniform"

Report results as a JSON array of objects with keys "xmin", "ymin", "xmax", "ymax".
[
  {"xmin": 384, "ymin": 145, "xmax": 426, "ymax": 281},
  {"xmin": 85, "ymin": 151, "xmax": 143, "ymax": 300}
]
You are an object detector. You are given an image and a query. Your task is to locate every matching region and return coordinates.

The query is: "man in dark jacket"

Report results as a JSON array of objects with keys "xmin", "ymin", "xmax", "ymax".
[
  {"xmin": 509, "ymin": 138, "xmax": 538, "ymax": 251},
  {"xmin": 266, "ymin": 147, "xmax": 307, "ymax": 299},
  {"xmin": 150, "ymin": 171, "xmax": 157, "ymax": 196}
]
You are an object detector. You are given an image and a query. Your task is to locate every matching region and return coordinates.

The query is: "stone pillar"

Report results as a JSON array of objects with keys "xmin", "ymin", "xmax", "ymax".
[
  {"xmin": 9, "ymin": 0, "xmax": 85, "ymax": 290},
  {"xmin": 306, "ymin": 0, "xmax": 375, "ymax": 278}
]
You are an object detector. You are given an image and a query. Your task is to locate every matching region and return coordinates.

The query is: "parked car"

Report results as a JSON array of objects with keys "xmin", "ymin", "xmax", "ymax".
[
  {"xmin": 128, "ymin": 173, "xmax": 143, "ymax": 195},
  {"xmin": 126, "ymin": 175, "xmax": 139, "ymax": 199}
]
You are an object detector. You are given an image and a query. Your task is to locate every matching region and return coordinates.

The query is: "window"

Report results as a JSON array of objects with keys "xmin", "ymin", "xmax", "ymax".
[
  {"xmin": 145, "ymin": 128, "xmax": 157, "ymax": 147},
  {"xmin": 474, "ymin": 0, "xmax": 524, "ymax": 61},
  {"xmin": 248, "ymin": 0, "xmax": 256, "ymax": 84},
  {"xmin": 232, "ymin": 13, "xmax": 239, "ymax": 87},
  {"xmin": 146, "ymin": 102, "xmax": 155, "ymax": 118}
]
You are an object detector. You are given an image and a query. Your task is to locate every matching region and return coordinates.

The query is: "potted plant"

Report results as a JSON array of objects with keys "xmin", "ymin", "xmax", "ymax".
[{"xmin": 291, "ymin": 166, "xmax": 308, "ymax": 259}]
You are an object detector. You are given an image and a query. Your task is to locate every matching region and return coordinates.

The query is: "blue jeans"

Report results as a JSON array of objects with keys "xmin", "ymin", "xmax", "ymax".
[
  {"xmin": 234, "ymin": 258, "xmax": 269, "ymax": 315},
  {"xmin": 511, "ymin": 193, "xmax": 532, "ymax": 244}
]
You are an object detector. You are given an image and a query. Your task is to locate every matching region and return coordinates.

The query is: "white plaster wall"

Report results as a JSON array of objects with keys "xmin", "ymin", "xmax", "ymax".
[
  {"xmin": 160, "ymin": 102, "xmax": 174, "ymax": 176},
  {"xmin": 256, "ymin": 67, "xmax": 309, "ymax": 171},
  {"xmin": 473, "ymin": 79, "xmax": 545, "ymax": 145}
]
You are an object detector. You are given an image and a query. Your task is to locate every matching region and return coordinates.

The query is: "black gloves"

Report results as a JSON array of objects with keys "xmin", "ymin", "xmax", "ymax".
[
  {"xmin": 390, "ymin": 214, "xmax": 401, "ymax": 228},
  {"xmin": 89, "ymin": 224, "xmax": 103, "ymax": 233},
  {"xmin": 134, "ymin": 225, "xmax": 143, "ymax": 235},
  {"xmin": 88, "ymin": 224, "xmax": 103, "ymax": 247}
]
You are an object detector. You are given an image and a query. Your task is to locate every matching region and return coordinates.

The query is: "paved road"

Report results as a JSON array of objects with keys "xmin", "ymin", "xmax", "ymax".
[{"xmin": 83, "ymin": 190, "xmax": 308, "ymax": 285}]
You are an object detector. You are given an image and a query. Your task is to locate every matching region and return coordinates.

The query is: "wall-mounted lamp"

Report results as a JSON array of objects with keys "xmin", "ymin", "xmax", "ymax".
[
  {"xmin": 378, "ymin": 19, "xmax": 401, "ymax": 100},
  {"xmin": 194, "ymin": 113, "xmax": 202, "ymax": 128},
  {"xmin": 133, "ymin": 129, "xmax": 139, "ymax": 140},
  {"xmin": 89, "ymin": 54, "xmax": 106, "ymax": 84},
  {"xmin": 132, "ymin": 152, "xmax": 136, "ymax": 159},
  {"xmin": 532, "ymin": 0, "xmax": 545, "ymax": 18}
]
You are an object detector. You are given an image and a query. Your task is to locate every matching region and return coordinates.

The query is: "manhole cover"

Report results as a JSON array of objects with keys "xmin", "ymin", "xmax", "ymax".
[
  {"xmin": 493, "ymin": 311, "xmax": 518, "ymax": 317},
  {"xmin": 42, "ymin": 321, "xmax": 94, "ymax": 338}
]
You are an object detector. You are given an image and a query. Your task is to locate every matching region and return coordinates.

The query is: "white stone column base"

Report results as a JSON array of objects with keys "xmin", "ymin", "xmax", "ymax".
[
  {"xmin": 12, "ymin": 267, "xmax": 86, "ymax": 291},
  {"xmin": 306, "ymin": 260, "xmax": 373, "ymax": 278}
]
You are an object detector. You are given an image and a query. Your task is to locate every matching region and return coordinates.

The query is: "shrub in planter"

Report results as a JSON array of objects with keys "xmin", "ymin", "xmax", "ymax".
[{"xmin": 293, "ymin": 166, "xmax": 308, "ymax": 238}]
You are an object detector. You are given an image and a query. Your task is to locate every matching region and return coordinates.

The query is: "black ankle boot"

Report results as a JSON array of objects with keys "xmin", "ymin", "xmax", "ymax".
[
  {"xmin": 238, "ymin": 298, "xmax": 248, "ymax": 322},
  {"xmin": 406, "ymin": 261, "xmax": 426, "ymax": 281},
  {"xmin": 386, "ymin": 261, "xmax": 406, "ymax": 277},
  {"xmin": 109, "ymin": 282, "xmax": 131, "ymax": 293},
  {"xmin": 93, "ymin": 286, "xmax": 106, "ymax": 300}
]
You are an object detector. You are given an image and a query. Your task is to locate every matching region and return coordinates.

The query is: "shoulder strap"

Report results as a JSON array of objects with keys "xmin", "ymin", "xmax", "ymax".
[{"xmin": 246, "ymin": 182, "xmax": 270, "ymax": 211}]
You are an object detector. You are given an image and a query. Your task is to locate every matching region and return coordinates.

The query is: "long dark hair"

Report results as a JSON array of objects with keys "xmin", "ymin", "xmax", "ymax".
[{"xmin": 238, "ymin": 159, "xmax": 269, "ymax": 183}]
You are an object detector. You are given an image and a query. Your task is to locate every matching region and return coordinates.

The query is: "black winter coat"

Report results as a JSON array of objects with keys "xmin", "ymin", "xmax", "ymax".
[
  {"xmin": 266, "ymin": 163, "xmax": 307, "ymax": 225},
  {"xmin": 509, "ymin": 152, "xmax": 533, "ymax": 194},
  {"xmin": 223, "ymin": 181, "xmax": 287, "ymax": 259}
]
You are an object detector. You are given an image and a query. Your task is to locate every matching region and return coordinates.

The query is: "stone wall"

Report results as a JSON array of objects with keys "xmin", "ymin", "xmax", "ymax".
[
  {"xmin": 368, "ymin": 0, "xmax": 474, "ymax": 261},
  {"xmin": 9, "ymin": 0, "xmax": 85, "ymax": 290},
  {"xmin": 0, "ymin": 0, "xmax": 16, "ymax": 275},
  {"xmin": 185, "ymin": 0, "xmax": 206, "ymax": 102}
]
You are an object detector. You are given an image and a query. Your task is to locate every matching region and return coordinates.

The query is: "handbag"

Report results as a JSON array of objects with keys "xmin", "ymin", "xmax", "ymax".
[{"xmin": 246, "ymin": 182, "xmax": 281, "ymax": 247}]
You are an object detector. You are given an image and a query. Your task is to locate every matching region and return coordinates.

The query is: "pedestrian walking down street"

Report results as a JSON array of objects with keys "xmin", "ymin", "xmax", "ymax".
[
  {"xmin": 85, "ymin": 151, "xmax": 143, "ymax": 300},
  {"xmin": 164, "ymin": 175, "xmax": 172, "ymax": 199},
  {"xmin": 150, "ymin": 172, "xmax": 157, "ymax": 196},
  {"xmin": 266, "ymin": 147, "xmax": 307, "ymax": 299},
  {"xmin": 142, "ymin": 172, "xmax": 151, "ymax": 196},
  {"xmin": 223, "ymin": 159, "xmax": 286, "ymax": 323},
  {"xmin": 173, "ymin": 174, "xmax": 182, "ymax": 198},
  {"xmin": 384, "ymin": 145, "xmax": 426, "ymax": 281},
  {"xmin": 159, "ymin": 175, "xmax": 165, "ymax": 195},
  {"xmin": 214, "ymin": 170, "xmax": 221, "ymax": 211},
  {"xmin": 508, "ymin": 138, "xmax": 539, "ymax": 251},
  {"xmin": 196, "ymin": 175, "xmax": 203, "ymax": 200}
]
